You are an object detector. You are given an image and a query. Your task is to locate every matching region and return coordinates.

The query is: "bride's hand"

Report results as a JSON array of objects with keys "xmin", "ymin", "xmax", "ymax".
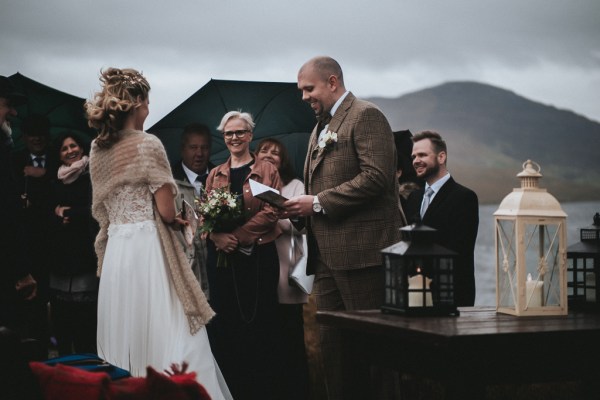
[
  {"xmin": 172, "ymin": 216, "xmax": 188, "ymax": 226},
  {"xmin": 168, "ymin": 214, "xmax": 189, "ymax": 230},
  {"xmin": 210, "ymin": 232, "xmax": 238, "ymax": 253}
]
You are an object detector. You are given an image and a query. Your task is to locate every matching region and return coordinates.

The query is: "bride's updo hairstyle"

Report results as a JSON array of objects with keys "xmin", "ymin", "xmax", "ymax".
[{"xmin": 85, "ymin": 68, "xmax": 150, "ymax": 149}]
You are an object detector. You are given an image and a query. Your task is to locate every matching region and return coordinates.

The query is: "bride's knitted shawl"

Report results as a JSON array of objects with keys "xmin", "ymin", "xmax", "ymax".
[{"xmin": 89, "ymin": 129, "xmax": 214, "ymax": 334}]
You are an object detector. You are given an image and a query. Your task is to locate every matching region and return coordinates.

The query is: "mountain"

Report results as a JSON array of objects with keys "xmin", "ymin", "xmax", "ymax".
[{"xmin": 367, "ymin": 81, "xmax": 600, "ymax": 204}]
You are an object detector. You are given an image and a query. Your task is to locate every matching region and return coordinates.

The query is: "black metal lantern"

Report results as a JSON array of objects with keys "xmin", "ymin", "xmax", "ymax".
[
  {"xmin": 567, "ymin": 212, "xmax": 600, "ymax": 311},
  {"xmin": 381, "ymin": 224, "xmax": 459, "ymax": 316}
]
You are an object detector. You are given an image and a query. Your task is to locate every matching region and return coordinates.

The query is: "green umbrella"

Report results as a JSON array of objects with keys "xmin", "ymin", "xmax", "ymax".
[
  {"xmin": 8, "ymin": 72, "xmax": 96, "ymax": 150},
  {"xmin": 148, "ymin": 79, "xmax": 316, "ymax": 177}
]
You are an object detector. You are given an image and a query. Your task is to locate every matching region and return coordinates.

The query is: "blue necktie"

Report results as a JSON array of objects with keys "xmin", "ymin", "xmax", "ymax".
[{"xmin": 420, "ymin": 187, "xmax": 434, "ymax": 219}]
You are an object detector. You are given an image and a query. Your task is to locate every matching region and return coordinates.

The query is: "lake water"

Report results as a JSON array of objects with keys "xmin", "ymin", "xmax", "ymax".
[{"xmin": 474, "ymin": 201, "xmax": 600, "ymax": 306}]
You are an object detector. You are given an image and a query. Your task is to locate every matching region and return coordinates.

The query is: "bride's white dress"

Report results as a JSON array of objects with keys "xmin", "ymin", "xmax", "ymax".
[{"xmin": 97, "ymin": 184, "xmax": 232, "ymax": 400}]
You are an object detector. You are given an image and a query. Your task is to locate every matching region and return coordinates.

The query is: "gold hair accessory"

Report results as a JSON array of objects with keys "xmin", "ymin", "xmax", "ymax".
[{"xmin": 121, "ymin": 73, "xmax": 145, "ymax": 88}]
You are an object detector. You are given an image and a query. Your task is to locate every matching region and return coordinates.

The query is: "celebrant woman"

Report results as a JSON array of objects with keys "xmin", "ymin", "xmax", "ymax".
[
  {"xmin": 203, "ymin": 111, "xmax": 283, "ymax": 400},
  {"xmin": 85, "ymin": 67, "xmax": 231, "ymax": 400}
]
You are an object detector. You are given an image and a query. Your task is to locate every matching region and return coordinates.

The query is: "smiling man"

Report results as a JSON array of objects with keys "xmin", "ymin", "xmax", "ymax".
[
  {"xmin": 171, "ymin": 122, "xmax": 214, "ymax": 297},
  {"xmin": 284, "ymin": 56, "xmax": 403, "ymax": 399},
  {"xmin": 405, "ymin": 130, "xmax": 479, "ymax": 307}
]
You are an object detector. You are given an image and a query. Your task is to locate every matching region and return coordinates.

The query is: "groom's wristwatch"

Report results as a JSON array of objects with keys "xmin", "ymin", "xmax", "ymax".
[{"xmin": 312, "ymin": 196, "xmax": 323, "ymax": 213}]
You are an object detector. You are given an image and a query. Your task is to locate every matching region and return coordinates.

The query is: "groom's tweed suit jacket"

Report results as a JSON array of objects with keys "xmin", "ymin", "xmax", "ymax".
[{"xmin": 303, "ymin": 92, "xmax": 402, "ymax": 274}]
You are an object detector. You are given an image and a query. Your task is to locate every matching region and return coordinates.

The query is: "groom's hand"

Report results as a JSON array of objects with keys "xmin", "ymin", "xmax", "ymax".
[{"xmin": 283, "ymin": 195, "xmax": 315, "ymax": 218}]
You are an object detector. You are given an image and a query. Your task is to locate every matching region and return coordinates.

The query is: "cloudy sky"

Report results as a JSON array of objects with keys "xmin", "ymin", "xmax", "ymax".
[{"xmin": 1, "ymin": 0, "xmax": 599, "ymax": 126}]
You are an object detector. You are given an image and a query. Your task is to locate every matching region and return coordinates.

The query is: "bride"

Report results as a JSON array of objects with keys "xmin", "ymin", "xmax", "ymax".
[{"xmin": 85, "ymin": 68, "xmax": 232, "ymax": 400}]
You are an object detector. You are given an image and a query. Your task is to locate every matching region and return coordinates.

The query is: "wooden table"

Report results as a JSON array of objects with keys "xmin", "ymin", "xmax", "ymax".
[{"xmin": 316, "ymin": 307, "xmax": 600, "ymax": 399}]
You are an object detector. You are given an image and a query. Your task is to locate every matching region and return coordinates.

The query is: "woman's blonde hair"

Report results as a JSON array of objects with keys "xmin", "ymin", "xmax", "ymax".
[
  {"xmin": 85, "ymin": 68, "xmax": 150, "ymax": 149},
  {"xmin": 216, "ymin": 110, "xmax": 255, "ymax": 133}
]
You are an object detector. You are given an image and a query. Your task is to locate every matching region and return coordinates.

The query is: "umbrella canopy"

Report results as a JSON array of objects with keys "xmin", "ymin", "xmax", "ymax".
[
  {"xmin": 393, "ymin": 129, "xmax": 418, "ymax": 184},
  {"xmin": 148, "ymin": 79, "xmax": 316, "ymax": 177},
  {"xmin": 8, "ymin": 72, "xmax": 96, "ymax": 150}
]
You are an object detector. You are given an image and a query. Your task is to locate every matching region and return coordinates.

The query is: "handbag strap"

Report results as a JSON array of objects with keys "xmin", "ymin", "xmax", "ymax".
[{"xmin": 289, "ymin": 229, "xmax": 297, "ymax": 267}]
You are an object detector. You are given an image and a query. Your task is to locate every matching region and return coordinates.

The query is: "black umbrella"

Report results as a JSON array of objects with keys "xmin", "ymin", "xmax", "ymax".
[
  {"xmin": 8, "ymin": 72, "xmax": 96, "ymax": 150},
  {"xmin": 394, "ymin": 129, "xmax": 418, "ymax": 184},
  {"xmin": 148, "ymin": 79, "xmax": 316, "ymax": 177}
]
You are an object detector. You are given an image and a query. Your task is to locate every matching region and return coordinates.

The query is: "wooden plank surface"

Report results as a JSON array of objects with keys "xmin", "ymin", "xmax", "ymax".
[
  {"xmin": 317, "ymin": 307, "xmax": 600, "ymax": 338},
  {"xmin": 317, "ymin": 306, "xmax": 600, "ymax": 393}
]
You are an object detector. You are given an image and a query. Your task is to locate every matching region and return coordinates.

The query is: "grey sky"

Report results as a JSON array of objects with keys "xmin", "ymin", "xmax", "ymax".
[{"xmin": 1, "ymin": 0, "xmax": 599, "ymax": 126}]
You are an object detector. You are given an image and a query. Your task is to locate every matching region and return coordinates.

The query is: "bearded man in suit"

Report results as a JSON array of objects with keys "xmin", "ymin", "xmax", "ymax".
[
  {"xmin": 404, "ymin": 130, "xmax": 479, "ymax": 306},
  {"xmin": 284, "ymin": 56, "xmax": 403, "ymax": 399}
]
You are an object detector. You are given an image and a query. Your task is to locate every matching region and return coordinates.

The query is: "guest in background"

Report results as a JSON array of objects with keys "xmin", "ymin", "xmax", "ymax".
[
  {"xmin": 10, "ymin": 113, "xmax": 58, "ymax": 343},
  {"xmin": 0, "ymin": 76, "xmax": 37, "ymax": 336},
  {"xmin": 172, "ymin": 123, "xmax": 214, "ymax": 297},
  {"xmin": 256, "ymin": 137, "xmax": 309, "ymax": 400},
  {"xmin": 49, "ymin": 133, "xmax": 99, "ymax": 355},
  {"xmin": 394, "ymin": 129, "xmax": 421, "ymax": 225},
  {"xmin": 404, "ymin": 130, "xmax": 479, "ymax": 306},
  {"xmin": 205, "ymin": 111, "xmax": 283, "ymax": 400}
]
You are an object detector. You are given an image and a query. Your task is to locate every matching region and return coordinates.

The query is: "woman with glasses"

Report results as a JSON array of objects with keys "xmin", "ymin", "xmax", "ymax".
[{"xmin": 204, "ymin": 111, "xmax": 284, "ymax": 400}]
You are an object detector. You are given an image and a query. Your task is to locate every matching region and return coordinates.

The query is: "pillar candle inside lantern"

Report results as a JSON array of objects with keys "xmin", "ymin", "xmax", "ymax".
[
  {"xmin": 525, "ymin": 273, "xmax": 544, "ymax": 308},
  {"xmin": 408, "ymin": 268, "xmax": 433, "ymax": 307}
]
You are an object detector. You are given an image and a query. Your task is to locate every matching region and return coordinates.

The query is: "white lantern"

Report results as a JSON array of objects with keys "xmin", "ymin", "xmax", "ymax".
[{"xmin": 494, "ymin": 160, "xmax": 568, "ymax": 316}]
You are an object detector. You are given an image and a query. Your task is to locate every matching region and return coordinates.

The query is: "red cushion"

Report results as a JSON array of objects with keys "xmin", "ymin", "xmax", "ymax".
[
  {"xmin": 29, "ymin": 362, "xmax": 110, "ymax": 400},
  {"xmin": 29, "ymin": 362, "xmax": 212, "ymax": 400},
  {"xmin": 144, "ymin": 367, "xmax": 211, "ymax": 400}
]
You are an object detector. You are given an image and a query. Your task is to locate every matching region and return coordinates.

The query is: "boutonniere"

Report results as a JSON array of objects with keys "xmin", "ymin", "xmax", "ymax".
[{"xmin": 318, "ymin": 130, "xmax": 338, "ymax": 152}]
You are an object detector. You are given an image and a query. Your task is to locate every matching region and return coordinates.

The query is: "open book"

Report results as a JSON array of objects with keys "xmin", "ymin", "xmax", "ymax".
[
  {"xmin": 180, "ymin": 197, "xmax": 198, "ymax": 247},
  {"xmin": 249, "ymin": 179, "xmax": 288, "ymax": 209}
]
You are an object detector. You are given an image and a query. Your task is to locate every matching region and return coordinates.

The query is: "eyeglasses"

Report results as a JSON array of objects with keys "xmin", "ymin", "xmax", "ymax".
[{"xmin": 223, "ymin": 129, "xmax": 250, "ymax": 139}]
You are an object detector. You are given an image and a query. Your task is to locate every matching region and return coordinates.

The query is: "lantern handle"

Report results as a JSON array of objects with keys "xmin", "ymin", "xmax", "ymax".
[
  {"xmin": 516, "ymin": 160, "xmax": 543, "ymax": 182},
  {"xmin": 521, "ymin": 159, "xmax": 541, "ymax": 174}
]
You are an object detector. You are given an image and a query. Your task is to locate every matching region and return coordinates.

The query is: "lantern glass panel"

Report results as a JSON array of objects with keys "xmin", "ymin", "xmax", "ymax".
[
  {"xmin": 382, "ymin": 247, "xmax": 457, "ymax": 315},
  {"xmin": 568, "ymin": 256, "xmax": 596, "ymax": 302},
  {"xmin": 523, "ymin": 222, "xmax": 562, "ymax": 307},
  {"xmin": 433, "ymin": 257, "xmax": 455, "ymax": 305},
  {"xmin": 497, "ymin": 219, "xmax": 516, "ymax": 308},
  {"xmin": 496, "ymin": 219, "xmax": 564, "ymax": 309}
]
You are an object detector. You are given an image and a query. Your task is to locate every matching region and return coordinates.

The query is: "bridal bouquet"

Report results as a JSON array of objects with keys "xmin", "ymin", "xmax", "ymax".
[
  {"xmin": 196, "ymin": 186, "xmax": 243, "ymax": 267},
  {"xmin": 196, "ymin": 186, "xmax": 243, "ymax": 234}
]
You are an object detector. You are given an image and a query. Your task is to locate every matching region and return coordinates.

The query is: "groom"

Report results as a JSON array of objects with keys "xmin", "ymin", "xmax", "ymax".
[{"xmin": 284, "ymin": 56, "xmax": 403, "ymax": 399}]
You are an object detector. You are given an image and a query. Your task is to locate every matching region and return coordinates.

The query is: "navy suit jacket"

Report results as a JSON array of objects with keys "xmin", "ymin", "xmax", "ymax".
[{"xmin": 405, "ymin": 176, "xmax": 479, "ymax": 306}]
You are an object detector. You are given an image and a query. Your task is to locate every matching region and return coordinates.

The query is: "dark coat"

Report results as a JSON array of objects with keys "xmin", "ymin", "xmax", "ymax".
[
  {"xmin": 9, "ymin": 148, "xmax": 59, "ymax": 288},
  {"xmin": 10, "ymin": 148, "xmax": 59, "ymax": 212},
  {"xmin": 50, "ymin": 170, "xmax": 98, "ymax": 276},
  {"xmin": 0, "ymin": 141, "xmax": 30, "ymax": 326},
  {"xmin": 405, "ymin": 177, "xmax": 479, "ymax": 306}
]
